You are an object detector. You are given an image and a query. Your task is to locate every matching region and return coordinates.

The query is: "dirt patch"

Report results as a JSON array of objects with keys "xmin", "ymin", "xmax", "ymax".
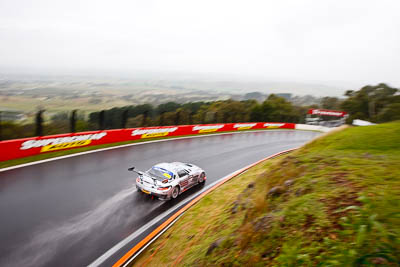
[
  {"xmin": 322, "ymin": 193, "xmax": 362, "ymax": 230},
  {"xmin": 267, "ymin": 186, "xmax": 285, "ymax": 197},
  {"xmin": 330, "ymin": 172, "xmax": 357, "ymax": 188},
  {"xmin": 253, "ymin": 214, "xmax": 274, "ymax": 233},
  {"xmin": 303, "ymin": 214, "xmax": 315, "ymax": 229},
  {"xmin": 206, "ymin": 237, "xmax": 225, "ymax": 255},
  {"xmin": 230, "ymin": 182, "xmax": 257, "ymax": 215}
]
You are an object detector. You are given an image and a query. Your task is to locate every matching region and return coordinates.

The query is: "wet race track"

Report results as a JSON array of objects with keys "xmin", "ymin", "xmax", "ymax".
[{"xmin": 0, "ymin": 130, "xmax": 320, "ymax": 267}]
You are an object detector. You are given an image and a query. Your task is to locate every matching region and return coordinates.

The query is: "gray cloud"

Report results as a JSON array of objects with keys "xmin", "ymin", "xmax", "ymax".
[{"xmin": 0, "ymin": 0, "xmax": 399, "ymax": 86}]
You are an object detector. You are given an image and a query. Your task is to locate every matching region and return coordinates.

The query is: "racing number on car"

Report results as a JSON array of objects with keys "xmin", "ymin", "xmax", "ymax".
[{"xmin": 180, "ymin": 180, "xmax": 189, "ymax": 188}]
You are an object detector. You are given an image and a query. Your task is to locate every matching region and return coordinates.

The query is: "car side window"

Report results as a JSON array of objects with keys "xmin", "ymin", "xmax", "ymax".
[{"xmin": 177, "ymin": 170, "xmax": 187, "ymax": 178}]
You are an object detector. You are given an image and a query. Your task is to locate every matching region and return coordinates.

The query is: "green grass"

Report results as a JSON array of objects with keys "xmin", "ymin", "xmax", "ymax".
[
  {"xmin": 0, "ymin": 128, "xmax": 289, "ymax": 169},
  {"xmin": 133, "ymin": 121, "xmax": 400, "ymax": 267}
]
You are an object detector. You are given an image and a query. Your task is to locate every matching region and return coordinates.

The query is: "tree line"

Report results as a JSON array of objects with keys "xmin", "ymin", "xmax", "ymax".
[{"xmin": 0, "ymin": 83, "xmax": 398, "ymax": 141}]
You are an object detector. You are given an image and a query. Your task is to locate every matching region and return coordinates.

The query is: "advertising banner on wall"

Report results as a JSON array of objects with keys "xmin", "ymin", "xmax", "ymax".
[
  {"xmin": 0, "ymin": 122, "xmax": 295, "ymax": 162},
  {"xmin": 307, "ymin": 109, "xmax": 348, "ymax": 117}
]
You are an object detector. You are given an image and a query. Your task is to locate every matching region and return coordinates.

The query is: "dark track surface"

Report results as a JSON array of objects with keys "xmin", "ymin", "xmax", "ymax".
[{"xmin": 0, "ymin": 130, "xmax": 320, "ymax": 267}]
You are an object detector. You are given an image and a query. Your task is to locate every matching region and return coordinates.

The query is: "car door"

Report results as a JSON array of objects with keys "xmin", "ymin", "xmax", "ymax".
[
  {"xmin": 177, "ymin": 169, "xmax": 190, "ymax": 191},
  {"xmin": 187, "ymin": 171, "xmax": 199, "ymax": 187}
]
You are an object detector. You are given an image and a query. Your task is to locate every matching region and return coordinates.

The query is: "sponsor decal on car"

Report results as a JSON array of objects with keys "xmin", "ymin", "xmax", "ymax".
[
  {"xmin": 142, "ymin": 189, "xmax": 150, "ymax": 194},
  {"xmin": 264, "ymin": 123, "xmax": 285, "ymax": 128},
  {"xmin": 192, "ymin": 125, "xmax": 224, "ymax": 133},
  {"xmin": 131, "ymin": 127, "xmax": 178, "ymax": 138},
  {"xmin": 180, "ymin": 180, "xmax": 189, "ymax": 187},
  {"xmin": 20, "ymin": 133, "xmax": 107, "ymax": 152},
  {"xmin": 233, "ymin": 123, "xmax": 257, "ymax": 130}
]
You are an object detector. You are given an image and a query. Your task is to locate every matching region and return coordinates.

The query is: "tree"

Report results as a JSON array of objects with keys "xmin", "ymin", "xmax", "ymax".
[
  {"xmin": 341, "ymin": 83, "xmax": 399, "ymax": 123},
  {"xmin": 121, "ymin": 109, "xmax": 128, "ymax": 128},
  {"xmin": 130, "ymin": 104, "xmax": 154, "ymax": 121},
  {"xmin": 99, "ymin": 110, "xmax": 105, "ymax": 130},
  {"xmin": 88, "ymin": 104, "xmax": 155, "ymax": 129},
  {"xmin": 159, "ymin": 112, "xmax": 165, "ymax": 126},
  {"xmin": 156, "ymin": 102, "xmax": 181, "ymax": 114},
  {"xmin": 250, "ymin": 95, "xmax": 300, "ymax": 122},
  {"xmin": 70, "ymin": 110, "xmax": 77, "ymax": 133},
  {"xmin": 321, "ymin": 97, "xmax": 341, "ymax": 110},
  {"xmin": 51, "ymin": 112, "xmax": 68, "ymax": 122},
  {"xmin": 175, "ymin": 110, "xmax": 181, "ymax": 125},
  {"xmin": 376, "ymin": 103, "xmax": 400, "ymax": 122},
  {"xmin": 35, "ymin": 110, "xmax": 45, "ymax": 136},
  {"xmin": 142, "ymin": 110, "xmax": 149, "ymax": 126}
]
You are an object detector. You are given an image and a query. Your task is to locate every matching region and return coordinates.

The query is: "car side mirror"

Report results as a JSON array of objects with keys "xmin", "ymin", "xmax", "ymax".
[{"xmin": 128, "ymin": 167, "xmax": 135, "ymax": 171}]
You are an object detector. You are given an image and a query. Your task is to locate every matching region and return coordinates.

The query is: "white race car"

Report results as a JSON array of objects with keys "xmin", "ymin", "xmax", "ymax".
[{"xmin": 129, "ymin": 162, "xmax": 206, "ymax": 200}]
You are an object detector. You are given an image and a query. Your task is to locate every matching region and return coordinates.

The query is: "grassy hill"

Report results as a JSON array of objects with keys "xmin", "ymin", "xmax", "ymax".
[{"xmin": 133, "ymin": 122, "xmax": 400, "ymax": 266}]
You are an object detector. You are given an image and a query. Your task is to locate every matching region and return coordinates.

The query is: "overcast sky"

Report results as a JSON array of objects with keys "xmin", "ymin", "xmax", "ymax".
[{"xmin": 0, "ymin": 0, "xmax": 399, "ymax": 86}]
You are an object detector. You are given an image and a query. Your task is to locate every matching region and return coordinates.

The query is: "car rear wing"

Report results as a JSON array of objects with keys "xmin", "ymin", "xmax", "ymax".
[{"xmin": 128, "ymin": 166, "xmax": 144, "ymax": 176}]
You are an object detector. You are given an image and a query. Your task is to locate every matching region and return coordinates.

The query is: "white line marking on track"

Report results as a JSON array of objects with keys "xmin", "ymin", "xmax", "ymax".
[{"xmin": 121, "ymin": 213, "xmax": 184, "ymax": 267}]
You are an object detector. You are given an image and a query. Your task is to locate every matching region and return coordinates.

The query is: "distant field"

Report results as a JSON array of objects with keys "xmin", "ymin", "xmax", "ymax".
[
  {"xmin": 0, "ymin": 95, "xmax": 133, "ymax": 113},
  {"xmin": 0, "ymin": 83, "xmax": 230, "ymax": 118}
]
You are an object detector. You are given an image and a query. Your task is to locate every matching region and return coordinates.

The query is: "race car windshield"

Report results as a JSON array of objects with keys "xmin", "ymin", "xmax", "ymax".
[{"xmin": 147, "ymin": 167, "xmax": 174, "ymax": 181}]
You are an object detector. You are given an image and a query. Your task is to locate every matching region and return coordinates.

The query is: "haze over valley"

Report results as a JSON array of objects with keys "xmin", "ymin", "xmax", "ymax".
[{"xmin": 0, "ymin": 72, "xmax": 346, "ymax": 116}]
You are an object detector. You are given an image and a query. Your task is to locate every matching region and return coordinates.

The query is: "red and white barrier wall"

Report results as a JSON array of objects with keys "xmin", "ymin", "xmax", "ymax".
[
  {"xmin": 0, "ymin": 122, "xmax": 295, "ymax": 162},
  {"xmin": 295, "ymin": 124, "xmax": 332, "ymax": 133}
]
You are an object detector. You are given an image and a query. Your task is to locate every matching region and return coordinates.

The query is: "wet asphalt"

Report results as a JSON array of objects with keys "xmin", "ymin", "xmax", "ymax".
[{"xmin": 0, "ymin": 130, "xmax": 320, "ymax": 267}]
